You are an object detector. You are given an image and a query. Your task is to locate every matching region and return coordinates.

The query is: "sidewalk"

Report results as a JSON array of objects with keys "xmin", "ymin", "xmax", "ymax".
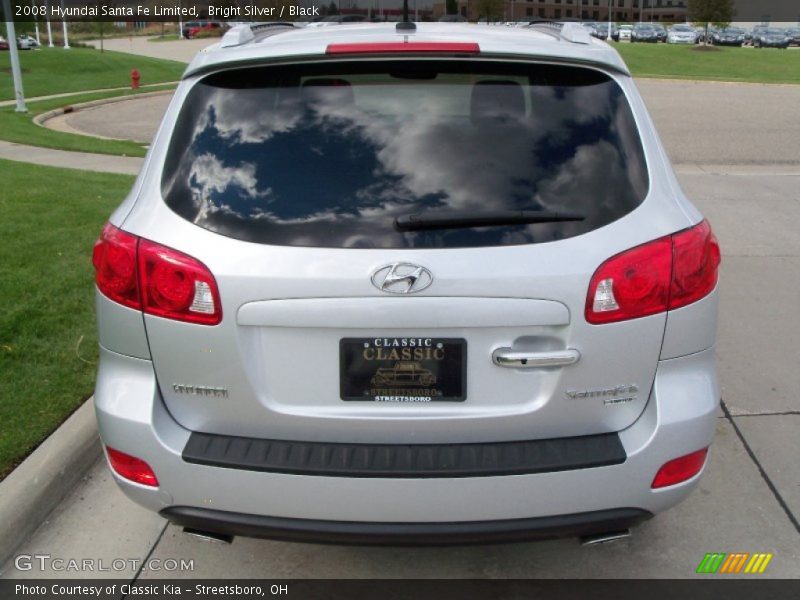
[{"xmin": 0, "ymin": 140, "xmax": 143, "ymax": 175}]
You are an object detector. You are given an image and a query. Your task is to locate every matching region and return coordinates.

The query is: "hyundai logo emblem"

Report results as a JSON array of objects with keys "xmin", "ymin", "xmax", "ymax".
[{"xmin": 371, "ymin": 263, "xmax": 433, "ymax": 294}]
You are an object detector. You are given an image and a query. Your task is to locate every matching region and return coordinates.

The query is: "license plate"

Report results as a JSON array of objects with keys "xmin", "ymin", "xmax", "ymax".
[{"xmin": 340, "ymin": 338, "xmax": 467, "ymax": 402}]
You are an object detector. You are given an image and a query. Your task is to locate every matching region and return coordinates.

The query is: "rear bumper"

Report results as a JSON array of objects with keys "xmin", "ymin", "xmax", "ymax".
[
  {"xmin": 161, "ymin": 506, "xmax": 651, "ymax": 546},
  {"xmin": 94, "ymin": 345, "xmax": 718, "ymax": 539}
]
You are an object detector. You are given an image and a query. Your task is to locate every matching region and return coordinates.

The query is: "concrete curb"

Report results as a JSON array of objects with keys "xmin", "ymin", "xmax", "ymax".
[
  {"xmin": 0, "ymin": 398, "xmax": 101, "ymax": 567},
  {"xmin": 33, "ymin": 89, "xmax": 174, "ymax": 139}
]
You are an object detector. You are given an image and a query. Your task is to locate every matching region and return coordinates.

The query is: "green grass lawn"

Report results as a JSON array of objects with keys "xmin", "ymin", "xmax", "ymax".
[
  {"xmin": 0, "ymin": 159, "xmax": 133, "ymax": 480},
  {"xmin": 0, "ymin": 46, "xmax": 185, "ymax": 101},
  {"xmin": 618, "ymin": 43, "xmax": 800, "ymax": 85},
  {"xmin": 0, "ymin": 86, "xmax": 175, "ymax": 157}
]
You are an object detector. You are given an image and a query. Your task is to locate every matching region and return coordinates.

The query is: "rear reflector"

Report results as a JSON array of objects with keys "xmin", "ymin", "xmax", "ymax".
[
  {"xmin": 92, "ymin": 223, "xmax": 222, "ymax": 325},
  {"xmin": 326, "ymin": 42, "xmax": 480, "ymax": 55},
  {"xmin": 651, "ymin": 448, "xmax": 708, "ymax": 489},
  {"xmin": 586, "ymin": 220, "xmax": 721, "ymax": 324},
  {"xmin": 105, "ymin": 447, "xmax": 159, "ymax": 487}
]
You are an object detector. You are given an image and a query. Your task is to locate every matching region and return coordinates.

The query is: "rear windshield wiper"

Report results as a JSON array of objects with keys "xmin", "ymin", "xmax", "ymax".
[{"xmin": 394, "ymin": 210, "xmax": 585, "ymax": 232}]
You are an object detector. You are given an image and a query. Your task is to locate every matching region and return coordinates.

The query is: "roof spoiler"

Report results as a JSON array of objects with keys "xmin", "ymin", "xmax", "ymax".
[
  {"xmin": 527, "ymin": 20, "xmax": 593, "ymax": 45},
  {"xmin": 220, "ymin": 22, "xmax": 299, "ymax": 48}
]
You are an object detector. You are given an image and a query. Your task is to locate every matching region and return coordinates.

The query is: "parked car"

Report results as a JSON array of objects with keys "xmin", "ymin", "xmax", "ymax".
[
  {"xmin": 618, "ymin": 24, "xmax": 633, "ymax": 41},
  {"xmin": 667, "ymin": 24, "xmax": 699, "ymax": 44},
  {"xmin": 652, "ymin": 23, "xmax": 667, "ymax": 42},
  {"xmin": 592, "ymin": 22, "xmax": 620, "ymax": 42},
  {"xmin": 695, "ymin": 25, "xmax": 719, "ymax": 44},
  {"xmin": 93, "ymin": 21, "xmax": 721, "ymax": 545},
  {"xmin": 182, "ymin": 21, "xmax": 225, "ymax": 39},
  {"xmin": 323, "ymin": 14, "xmax": 368, "ymax": 23},
  {"xmin": 712, "ymin": 27, "xmax": 746, "ymax": 47},
  {"xmin": 752, "ymin": 27, "xmax": 790, "ymax": 48},
  {"xmin": 631, "ymin": 23, "xmax": 659, "ymax": 42},
  {"xmin": 747, "ymin": 25, "xmax": 770, "ymax": 45},
  {"xmin": 0, "ymin": 36, "xmax": 9, "ymax": 51},
  {"xmin": 16, "ymin": 35, "xmax": 38, "ymax": 50},
  {"xmin": 785, "ymin": 27, "xmax": 800, "ymax": 46},
  {"xmin": 17, "ymin": 35, "xmax": 39, "ymax": 49}
]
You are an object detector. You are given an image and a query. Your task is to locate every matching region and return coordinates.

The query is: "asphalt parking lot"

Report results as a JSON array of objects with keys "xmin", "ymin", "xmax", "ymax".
[{"xmin": 2, "ymin": 52, "xmax": 799, "ymax": 579}]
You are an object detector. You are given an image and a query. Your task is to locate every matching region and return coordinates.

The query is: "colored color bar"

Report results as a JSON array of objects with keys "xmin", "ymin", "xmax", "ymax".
[
  {"xmin": 758, "ymin": 554, "xmax": 773, "ymax": 573},
  {"xmin": 697, "ymin": 553, "xmax": 726, "ymax": 574},
  {"xmin": 733, "ymin": 553, "xmax": 750, "ymax": 573},
  {"xmin": 719, "ymin": 554, "xmax": 737, "ymax": 573}
]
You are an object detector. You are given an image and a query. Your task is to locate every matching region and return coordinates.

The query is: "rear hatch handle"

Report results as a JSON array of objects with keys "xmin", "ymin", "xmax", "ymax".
[{"xmin": 492, "ymin": 348, "xmax": 581, "ymax": 368}]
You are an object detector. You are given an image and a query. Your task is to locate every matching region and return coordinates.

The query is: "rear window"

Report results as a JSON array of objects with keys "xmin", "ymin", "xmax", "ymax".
[{"xmin": 162, "ymin": 61, "xmax": 648, "ymax": 249}]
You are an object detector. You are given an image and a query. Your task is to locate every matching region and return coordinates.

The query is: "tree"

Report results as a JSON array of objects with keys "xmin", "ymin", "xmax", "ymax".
[
  {"xmin": 688, "ymin": 0, "xmax": 736, "ymax": 45},
  {"xmin": 476, "ymin": 0, "xmax": 503, "ymax": 23},
  {"xmin": 328, "ymin": 1, "xmax": 339, "ymax": 16},
  {"xmin": 446, "ymin": 0, "xmax": 458, "ymax": 15}
]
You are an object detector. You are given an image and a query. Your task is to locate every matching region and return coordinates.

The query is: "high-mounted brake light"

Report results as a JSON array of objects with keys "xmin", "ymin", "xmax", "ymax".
[
  {"xmin": 651, "ymin": 448, "xmax": 708, "ymax": 489},
  {"xmin": 92, "ymin": 223, "xmax": 222, "ymax": 325},
  {"xmin": 326, "ymin": 42, "xmax": 480, "ymax": 55},
  {"xmin": 585, "ymin": 220, "xmax": 720, "ymax": 324},
  {"xmin": 105, "ymin": 446, "xmax": 159, "ymax": 487}
]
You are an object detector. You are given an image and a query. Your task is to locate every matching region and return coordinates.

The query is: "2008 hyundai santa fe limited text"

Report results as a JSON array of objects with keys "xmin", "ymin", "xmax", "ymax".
[{"xmin": 91, "ymin": 21, "xmax": 721, "ymax": 545}]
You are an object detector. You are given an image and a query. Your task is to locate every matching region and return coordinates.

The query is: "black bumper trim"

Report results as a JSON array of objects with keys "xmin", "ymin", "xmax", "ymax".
[
  {"xmin": 181, "ymin": 431, "xmax": 626, "ymax": 478},
  {"xmin": 161, "ymin": 506, "xmax": 652, "ymax": 546}
]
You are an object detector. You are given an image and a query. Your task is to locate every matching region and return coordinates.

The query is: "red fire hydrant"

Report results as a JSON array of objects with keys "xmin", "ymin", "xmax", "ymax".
[{"xmin": 130, "ymin": 68, "xmax": 140, "ymax": 90}]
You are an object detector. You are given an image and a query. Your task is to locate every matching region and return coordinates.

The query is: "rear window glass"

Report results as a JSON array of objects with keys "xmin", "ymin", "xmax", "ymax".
[{"xmin": 162, "ymin": 61, "xmax": 648, "ymax": 249}]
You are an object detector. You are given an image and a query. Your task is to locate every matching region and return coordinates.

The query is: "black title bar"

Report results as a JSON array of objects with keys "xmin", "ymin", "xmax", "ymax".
[{"xmin": 1, "ymin": 1, "xmax": 800, "ymax": 24}]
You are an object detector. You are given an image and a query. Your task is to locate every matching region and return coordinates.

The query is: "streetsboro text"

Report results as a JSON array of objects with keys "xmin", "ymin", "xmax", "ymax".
[{"xmin": 50, "ymin": 6, "xmax": 200, "ymax": 18}]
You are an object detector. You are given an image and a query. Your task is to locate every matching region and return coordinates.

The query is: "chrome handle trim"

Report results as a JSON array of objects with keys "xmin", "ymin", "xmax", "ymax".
[{"xmin": 492, "ymin": 348, "xmax": 581, "ymax": 368}]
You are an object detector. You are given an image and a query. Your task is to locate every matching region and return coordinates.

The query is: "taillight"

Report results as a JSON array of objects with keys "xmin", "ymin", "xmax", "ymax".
[
  {"xmin": 669, "ymin": 220, "xmax": 721, "ymax": 310},
  {"xmin": 139, "ymin": 240, "xmax": 222, "ymax": 325},
  {"xmin": 586, "ymin": 220, "xmax": 720, "ymax": 324},
  {"xmin": 92, "ymin": 224, "xmax": 221, "ymax": 325},
  {"xmin": 651, "ymin": 448, "xmax": 708, "ymax": 489},
  {"xmin": 105, "ymin": 446, "xmax": 159, "ymax": 487},
  {"xmin": 92, "ymin": 223, "xmax": 140, "ymax": 310}
]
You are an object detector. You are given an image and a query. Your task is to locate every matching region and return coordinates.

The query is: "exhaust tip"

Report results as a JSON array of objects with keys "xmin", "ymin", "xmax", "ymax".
[
  {"xmin": 183, "ymin": 527, "xmax": 234, "ymax": 544},
  {"xmin": 579, "ymin": 529, "xmax": 631, "ymax": 546}
]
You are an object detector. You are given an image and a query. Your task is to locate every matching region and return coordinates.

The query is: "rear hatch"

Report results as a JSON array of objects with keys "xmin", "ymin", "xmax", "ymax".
[{"xmin": 141, "ymin": 57, "xmax": 665, "ymax": 444}]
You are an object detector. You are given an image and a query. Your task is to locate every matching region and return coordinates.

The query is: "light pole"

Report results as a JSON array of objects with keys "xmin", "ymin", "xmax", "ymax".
[
  {"xmin": 178, "ymin": 0, "xmax": 184, "ymax": 39},
  {"xmin": 59, "ymin": 0, "xmax": 69, "ymax": 48},
  {"xmin": 32, "ymin": 0, "xmax": 41, "ymax": 45},
  {"xmin": 45, "ymin": 0, "xmax": 53, "ymax": 46},
  {"xmin": 607, "ymin": 0, "xmax": 613, "ymax": 41},
  {"xmin": 3, "ymin": 0, "xmax": 28, "ymax": 112}
]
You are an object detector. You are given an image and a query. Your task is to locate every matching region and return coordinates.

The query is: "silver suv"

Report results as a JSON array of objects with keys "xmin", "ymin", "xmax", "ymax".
[{"xmin": 92, "ymin": 22, "xmax": 721, "ymax": 545}]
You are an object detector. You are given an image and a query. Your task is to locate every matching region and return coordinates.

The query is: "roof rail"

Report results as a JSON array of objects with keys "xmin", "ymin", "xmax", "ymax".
[
  {"xmin": 220, "ymin": 22, "xmax": 300, "ymax": 49},
  {"xmin": 527, "ymin": 20, "xmax": 593, "ymax": 45}
]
